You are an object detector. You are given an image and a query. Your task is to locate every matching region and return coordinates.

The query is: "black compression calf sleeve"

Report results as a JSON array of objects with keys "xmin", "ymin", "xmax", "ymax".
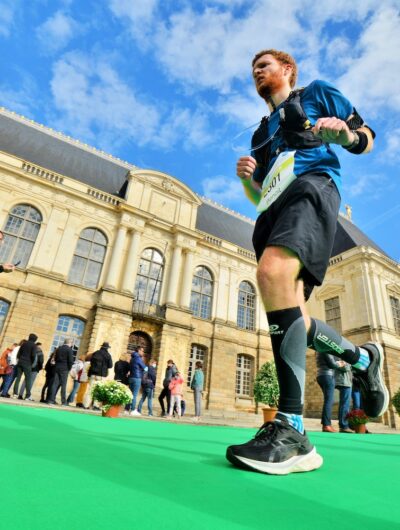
[{"xmin": 307, "ymin": 318, "xmax": 360, "ymax": 365}]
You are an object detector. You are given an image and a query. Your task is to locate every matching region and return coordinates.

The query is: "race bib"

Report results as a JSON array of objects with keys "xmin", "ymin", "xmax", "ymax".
[{"xmin": 256, "ymin": 151, "xmax": 297, "ymax": 214}]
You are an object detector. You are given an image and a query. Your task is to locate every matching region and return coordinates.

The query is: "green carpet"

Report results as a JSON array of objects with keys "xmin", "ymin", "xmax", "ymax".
[{"xmin": 1, "ymin": 404, "xmax": 399, "ymax": 530}]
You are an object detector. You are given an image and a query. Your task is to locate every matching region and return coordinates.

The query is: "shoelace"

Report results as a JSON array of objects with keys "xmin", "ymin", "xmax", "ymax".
[{"xmin": 253, "ymin": 421, "xmax": 280, "ymax": 445}]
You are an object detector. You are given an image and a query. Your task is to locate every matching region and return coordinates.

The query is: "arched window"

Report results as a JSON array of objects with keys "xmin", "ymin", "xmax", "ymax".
[
  {"xmin": 236, "ymin": 354, "xmax": 254, "ymax": 397},
  {"xmin": 68, "ymin": 228, "xmax": 107, "ymax": 289},
  {"xmin": 190, "ymin": 266, "xmax": 213, "ymax": 319},
  {"xmin": 187, "ymin": 344, "xmax": 207, "ymax": 387},
  {"xmin": 0, "ymin": 299, "xmax": 11, "ymax": 334},
  {"xmin": 0, "ymin": 204, "xmax": 42, "ymax": 268},
  {"xmin": 237, "ymin": 281, "xmax": 256, "ymax": 331},
  {"xmin": 50, "ymin": 315, "xmax": 85, "ymax": 358},
  {"xmin": 135, "ymin": 248, "xmax": 164, "ymax": 305}
]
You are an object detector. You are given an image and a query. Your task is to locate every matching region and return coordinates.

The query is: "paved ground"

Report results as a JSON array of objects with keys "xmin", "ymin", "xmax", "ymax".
[{"xmin": 0, "ymin": 395, "xmax": 397, "ymax": 434}]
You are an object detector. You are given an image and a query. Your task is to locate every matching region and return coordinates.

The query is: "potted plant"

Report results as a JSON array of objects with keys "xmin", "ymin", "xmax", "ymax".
[
  {"xmin": 346, "ymin": 409, "xmax": 369, "ymax": 433},
  {"xmin": 253, "ymin": 361, "xmax": 279, "ymax": 422},
  {"xmin": 392, "ymin": 388, "xmax": 400, "ymax": 417},
  {"xmin": 91, "ymin": 380, "xmax": 132, "ymax": 417}
]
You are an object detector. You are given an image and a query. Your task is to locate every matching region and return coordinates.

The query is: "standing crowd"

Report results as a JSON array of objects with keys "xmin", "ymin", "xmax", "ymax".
[{"xmin": 0, "ymin": 334, "xmax": 205, "ymax": 421}]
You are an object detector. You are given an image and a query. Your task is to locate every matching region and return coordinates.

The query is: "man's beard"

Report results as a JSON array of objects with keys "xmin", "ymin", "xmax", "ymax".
[{"xmin": 256, "ymin": 73, "xmax": 285, "ymax": 100}]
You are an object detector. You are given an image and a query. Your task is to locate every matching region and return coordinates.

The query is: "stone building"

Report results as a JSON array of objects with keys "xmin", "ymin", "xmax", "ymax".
[{"xmin": 0, "ymin": 107, "xmax": 399, "ymax": 426}]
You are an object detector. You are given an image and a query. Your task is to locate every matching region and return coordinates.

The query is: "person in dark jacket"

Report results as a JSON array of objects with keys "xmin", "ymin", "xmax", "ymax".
[
  {"xmin": 84, "ymin": 342, "xmax": 113, "ymax": 409},
  {"xmin": 47, "ymin": 339, "xmax": 74, "ymax": 405},
  {"xmin": 40, "ymin": 350, "xmax": 57, "ymax": 403},
  {"xmin": 13, "ymin": 333, "xmax": 38, "ymax": 400},
  {"xmin": 158, "ymin": 359, "xmax": 178, "ymax": 417},
  {"xmin": 137, "ymin": 359, "xmax": 157, "ymax": 416},
  {"xmin": 20, "ymin": 342, "xmax": 44, "ymax": 398},
  {"xmin": 114, "ymin": 353, "xmax": 130, "ymax": 385},
  {"xmin": 129, "ymin": 346, "xmax": 147, "ymax": 415},
  {"xmin": 316, "ymin": 352, "xmax": 341, "ymax": 432}
]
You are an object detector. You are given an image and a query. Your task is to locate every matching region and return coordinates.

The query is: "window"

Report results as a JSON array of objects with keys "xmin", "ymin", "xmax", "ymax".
[
  {"xmin": 0, "ymin": 300, "xmax": 10, "ymax": 334},
  {"xmin": 187, "ymin": 344, "xmax": 207, "ymax": 387},
  {"xmin": 135, "ymin": 248, "xmax": 164, "ymax": 305},
  {"xmin": 390, "ymin": 296, "xmax": 400, "ymax": 335},
  {"xmin": 236, "ymin": 354, "xmax": 254, "ymax": 397},
  {"xmin": 190, "ymin": 266, "xmax": 213, "ymax": 319},
  {"xmin": 50, "ymin": 316, "xmax": 85, "ymax": 358},
  {"xmin": 0, "ymin": 204, "xmax": 42, "ymax": 268},
  {"xmin": 324, "ymin": 296, "xmax": 342, "ymax": 333},
  {"xmin": 68, "ymin": 228, "xmax": 107, "ymax": 289},
  {"xmin": 237, "ymin": 281, "xmax": 256, "ymax": 330}
]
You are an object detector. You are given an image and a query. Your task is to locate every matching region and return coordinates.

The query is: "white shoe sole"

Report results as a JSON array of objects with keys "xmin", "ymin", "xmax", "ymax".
[
  {"xmin": 235, "ymin": 447, "xmax": 323, "ymax": 475},
  {"xmin": 364, "ymin": 342, "xmax": 390, "ymax": 417}
]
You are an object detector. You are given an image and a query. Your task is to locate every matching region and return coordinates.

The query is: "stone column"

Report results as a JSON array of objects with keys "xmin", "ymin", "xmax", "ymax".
[
  {"xmin": 180, "ymin": 250, "xmax": 194, "ymax": 307},
  {"xmin": 121, "ymin": 229, "xmax": 142, "ymax": 293},
  {"xmin": 165, "ymin": 245, "xmax": 182, "ymax": 304},
  {"xmin": 104, "ymin": 225, "xmax": 127, "ymax": 289}
]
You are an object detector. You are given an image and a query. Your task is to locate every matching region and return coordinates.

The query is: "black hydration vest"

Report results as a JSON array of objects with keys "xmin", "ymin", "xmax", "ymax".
[{"xmin": 251, "ymin": 89, "xmax": 322, "ymax": 184}]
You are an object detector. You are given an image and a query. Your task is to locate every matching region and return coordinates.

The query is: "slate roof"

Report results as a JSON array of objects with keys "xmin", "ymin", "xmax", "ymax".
[
  {"xmin": 0, "ymin": 108, "xmax": 391, "ymax": 260},
  {"xmin": 0, "ymin": 109, "xmax": 131, "ymax": 196}
]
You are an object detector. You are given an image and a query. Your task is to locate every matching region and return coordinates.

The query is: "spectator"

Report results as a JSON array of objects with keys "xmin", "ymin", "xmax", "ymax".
[
  {"xmin": 190, "ymin": 361, "xmax": 204, "ymax": 422},
  {"xmin": 158, "ymin": 359, "xmax": 177, "ymax": 417},
  {"xmin": 47, "ymin": 339, "xmax": 74, "ymax": 406},
  {"xmin": 316, "ymin": 352, "xmax": 339, "ymax": 433},
  {"xmin": 352, "ymin": 378, "xmax": 362, "ymax": 410},
  {"xmin": 66, "ymin": 354, "xmax": 85, "ymax": 405},
  {"xmin": 129, "ymin": 346, "xmax": 147, "ymax": 416},
  {"xmin": 40, "ymin": 350, "xmax": 57, "ymax": 403},
  {"xmin": 167, "ymin": 372, "xmax": 184, "ymax": 418},
  {"xmin": 0, "ymin": 343, "xmax": 18, "ymax": 397},
  {"xmin": 75, "ymin": 354, "xmax": 92, "ymax": 408},
  {"xmin": 84, "ymin": 342, "xmax": 113, "ymax": 410},
  {"xmin": 114, "ymin": 353, "xmax": 130, "ymax": 385},
  {"xmin": 20, "ymin": 342, "xmax": 44, "ymax": 398},
  {"xmin": 137, "ymin": 359, "xmax": 157, "ymax": 416},
  {"xmin": 335, "ymin": 361, "xmax": 353, "ymax": 433},
  {"xmin": 13, "ymin": 333, "xmax": 38, "ymax": 401}
]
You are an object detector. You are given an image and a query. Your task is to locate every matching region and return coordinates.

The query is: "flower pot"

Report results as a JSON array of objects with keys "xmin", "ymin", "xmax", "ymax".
[
  {"xmin": 353, "ymin": 423, "xmax": 367, "ymax": 434},
  {"xmin": 262, "ymin": 407, "xmax": 278, "ymax": 423},
  {"xmin": 102, "ymin": 405, "xmax": 122, "ymax": 418}
]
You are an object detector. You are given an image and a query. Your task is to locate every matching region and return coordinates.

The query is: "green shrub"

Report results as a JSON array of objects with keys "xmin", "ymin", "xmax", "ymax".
[
  {"xmin": 392, "ymin": 388, "xmax": 400, "ymax": 416},
  {"xmin": 253, "ymin": 361, "xmax": 279, "ymax": 407}
]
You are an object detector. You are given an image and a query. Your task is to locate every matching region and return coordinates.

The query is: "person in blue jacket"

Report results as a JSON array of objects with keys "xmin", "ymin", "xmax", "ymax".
[{"xmin": 129, "ymin": 346, "xmax": 147, "ymax": 416}]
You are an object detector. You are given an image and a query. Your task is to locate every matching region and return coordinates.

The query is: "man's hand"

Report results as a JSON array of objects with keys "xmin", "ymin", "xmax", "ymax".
[
  {"xmin": 236, "ymin": 156, "xmax": 257, "ymax": 181},
  {"xmin": 312, "ymin": 117, "xmax": 355, "ymax": 147},
  {"xmin": 1, "ymin": 263, "xmax": 15, "ymax": 273}
]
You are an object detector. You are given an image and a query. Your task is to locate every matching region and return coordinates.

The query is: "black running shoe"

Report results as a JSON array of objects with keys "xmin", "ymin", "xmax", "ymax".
[
  {"xmin": 353, "ymin": 343, "xmax": 389, "ymax": 418},
  {"xmin": 226, "ymin": 415, "xmax": 323, "ymax": 475}
]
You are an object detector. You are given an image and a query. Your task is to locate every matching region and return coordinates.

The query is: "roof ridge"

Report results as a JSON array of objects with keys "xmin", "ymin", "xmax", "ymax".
[
  {"xmin": 0, "ymin": 105, "xmax": 137, "ymax": 169},
  {"xmin": 198, "ymin": 194, "xmax": 255, "ymax": 225}
]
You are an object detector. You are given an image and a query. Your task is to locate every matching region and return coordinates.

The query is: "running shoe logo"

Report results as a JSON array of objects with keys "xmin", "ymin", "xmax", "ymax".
[{"xmin": 269, "ymin": 324, "xmax": 284, "ymax": 335}]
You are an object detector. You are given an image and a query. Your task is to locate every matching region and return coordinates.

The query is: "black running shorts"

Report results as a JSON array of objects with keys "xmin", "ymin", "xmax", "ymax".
[{"xmin": 252, "ymin": 173, "xmax": 341, "ymax": 300}]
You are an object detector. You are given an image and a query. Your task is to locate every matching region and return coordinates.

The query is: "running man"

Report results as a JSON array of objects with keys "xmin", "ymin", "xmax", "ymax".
[{"xmin": 226, "ymin": 49, "xmax": 389, "ymax": 475}]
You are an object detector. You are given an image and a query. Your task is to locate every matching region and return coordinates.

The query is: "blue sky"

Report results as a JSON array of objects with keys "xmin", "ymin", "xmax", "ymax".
[{"xmin": 0, "ymin": 0, "xmax": 399, "ymax": 261}]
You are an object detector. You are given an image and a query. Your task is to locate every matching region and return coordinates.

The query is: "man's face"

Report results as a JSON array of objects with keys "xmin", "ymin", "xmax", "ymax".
[{"xmin": 252, "ymin": 54, "xmax": 290, "ymax": 99}]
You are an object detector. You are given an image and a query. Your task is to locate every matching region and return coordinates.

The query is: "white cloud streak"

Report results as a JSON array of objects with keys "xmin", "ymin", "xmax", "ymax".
[{"xmin": 36, "ymin": 11, "xmax": 79, "ymax": 53}]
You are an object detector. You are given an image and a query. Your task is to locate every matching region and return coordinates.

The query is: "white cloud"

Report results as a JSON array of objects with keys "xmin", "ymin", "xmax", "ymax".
[
  {"xmin": 36, "ymin": 11, "xmax": 79, "ymax": 53},
  {"xmin": 343, "ymin": 171, "xmax": 388, "ymax": 199},
  {"xmin": 49, "ymin": 51, "xmax": 214, "ymax": 151},
  {"xmin": 109, "ymin": 0, "xmax": 158, "ymax": 43},
  {"xmin": 0, "ymin": 0, "xmax": 15, "ymax": 37},
  {"xmin": 202, "ymin": 175, "xmax": 243, "ymax": 203},
  {"xmin": 336, "ymin": 6, "xmax": 400, "ymax": 113},
  {"xmin": 379, "ymin": 128, "xmax": 400, "ymax": 164}
]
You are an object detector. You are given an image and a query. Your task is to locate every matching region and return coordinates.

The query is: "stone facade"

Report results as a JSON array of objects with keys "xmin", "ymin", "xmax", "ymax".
[{"xmin": 0, "ymin": 125, "xmax": 399, "ymax": 426}]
